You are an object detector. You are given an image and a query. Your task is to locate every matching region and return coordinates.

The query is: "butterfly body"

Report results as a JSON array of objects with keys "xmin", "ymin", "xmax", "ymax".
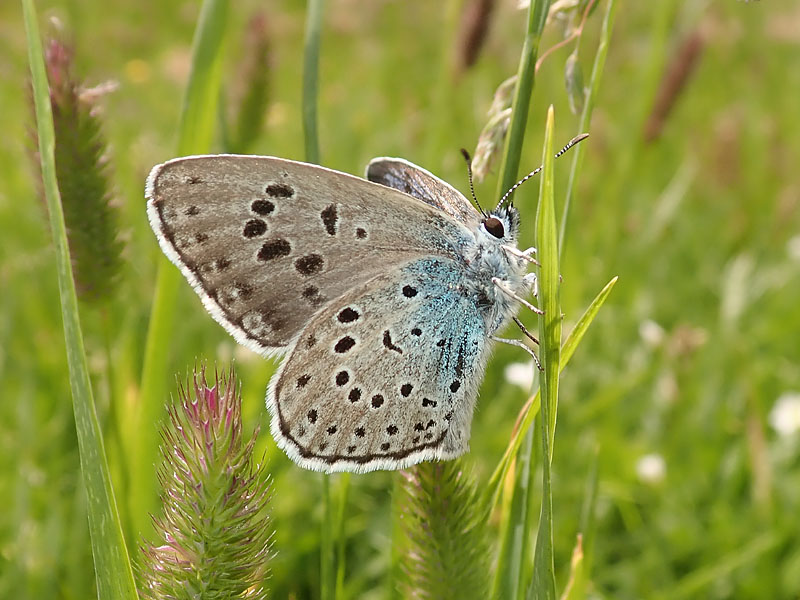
[{"xmin": 147, "ymin": 154, "xmax": 532, "ymax": 473}]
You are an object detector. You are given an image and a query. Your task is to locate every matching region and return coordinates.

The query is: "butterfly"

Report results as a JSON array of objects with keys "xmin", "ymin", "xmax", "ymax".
[{"xmin": 146, "ymin": 153, "xmax": 544, "ymax": 473}]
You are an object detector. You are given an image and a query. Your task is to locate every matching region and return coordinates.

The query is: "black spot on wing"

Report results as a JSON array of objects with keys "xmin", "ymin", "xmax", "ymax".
[
  {"xmin": 243, "ymin": 219, "xmax": 267, "ymax": 238},
  {"xmin": 301, "ymin": 285, "xmax": 325, "ymax": 306},
  {"xmin": 251, "ymin": 199, "xmax": 275, "ymax": 215},
  {"xmin": 337, "ymin": 307, "xmax": 359, "ymax": 323},
  {"xmin": 257, "ymin": 238, "xmax": 290, "ymax": 261},
  {"xmin": 382, "ymin": 330, "xmax": 403, "ymax": 354},
  {"xmin": 265, "ymin": 183, "xmax": 293, "ymax": 198},
  {"xmin": 295, "ymin": 254, "xmax": 324, "ymax": 275},
  {"xmin": 334, "ymin": 336, "xmax": 356, "ymax": 353},
  {"xmin": 455, "ymin": 345, "xmax": 465, "ymax": 379},
  {"xmin": 321, "ymin": 204, "xmax": 338, "ymax": 235},
  {"xmin": 402, "ymin": 285, "xmax": 418, "ymax": 298}
]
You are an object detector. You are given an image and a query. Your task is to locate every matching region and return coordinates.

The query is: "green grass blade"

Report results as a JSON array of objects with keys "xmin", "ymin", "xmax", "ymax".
[
  {"xmin": 334, "ymin": 473, "xmax": 351, "ymax": 599},
  {"xmin": 303, "ymin": 0, "xmax": 324, "ymax": 166},
  {"xmin": 320, "ymin": 474, "xmax": 334, "ymax": 600},
  {"xmin": 488, "ymin": 3, "xmax": 549, "ymax": 595},
  {"xmin": 527, "ymin": 105, "xmax": 558, "ymax": 600},
  {"xmin": 560, "ymin": 449, "xmax": 599, "ymax": 600},
  {"xmin": 136, "ymin": 0, "xmax": 229, "ymax": 540},
  {"xmin": 484, "ymin": 276, "xmax": 618, "ymax": 514},
  {"xmin": 494, "ymin": 0, "xmax": 552, "ymax": 200},
  {"xmin": 558, "ymin": 534, "xmax": 585, "ymax": 600},
  {"xmin": 491, "ymin": 424, "xmax": 537, "ymax": 600},
  {"xmin": 660, "ymin": 532, "xmax": 780, "ymax": 600},
  {"xmin": 301, "ymin": 1, "xmax": 334, "ymax": 598},
  {"xmin": 536, "ymin": 106, "xmax": 560, "ymax": 454},
  {"xmin": 559, "ymin": 0, "xmax": 618, "ymax": 257},
  {"xmin": 22, "ymin": 0, "xmax": 137, "ymax": 596}
]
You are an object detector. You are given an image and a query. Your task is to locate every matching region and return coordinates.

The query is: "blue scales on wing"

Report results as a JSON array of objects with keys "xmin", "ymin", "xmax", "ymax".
[{"xmin": 270, "ymin": 257, "xmax": 491, "ymax": 473}]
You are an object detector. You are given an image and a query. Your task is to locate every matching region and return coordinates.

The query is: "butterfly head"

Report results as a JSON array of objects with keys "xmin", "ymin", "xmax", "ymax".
[{"xmin": 479, "ymin": 204, "xmax": 520, "ymax": 245}]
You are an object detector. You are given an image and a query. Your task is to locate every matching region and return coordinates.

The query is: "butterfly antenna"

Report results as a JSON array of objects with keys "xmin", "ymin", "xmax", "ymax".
[
  {"xmin": 460, "ymin": 148, "xmax": 488, "ymax": 218},
  {"xmin": 495, "ymin": 133, "xmax": 589, "ymax": 210}
]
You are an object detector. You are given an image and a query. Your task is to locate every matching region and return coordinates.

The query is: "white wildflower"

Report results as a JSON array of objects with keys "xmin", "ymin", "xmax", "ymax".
[
  {"xmin": 636, "ymin": 453, "xmax": 666, "ymax": 484},
  {"xmin": 769, "ymin": 392, "xmax": 800, "ymax": 437},
  {"xmin": 504, "ymin": 361, "xmax": 535, "ymax": 390}
]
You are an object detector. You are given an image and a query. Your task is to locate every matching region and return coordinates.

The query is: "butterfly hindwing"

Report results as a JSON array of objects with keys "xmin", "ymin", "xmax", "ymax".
[
  {"xmin": 146, "ymin": 155, "xmax": 473, "ymax": 355},
  {"xmin": 270, "ymin": 256, "xmax": 489, "ymax": 473}
]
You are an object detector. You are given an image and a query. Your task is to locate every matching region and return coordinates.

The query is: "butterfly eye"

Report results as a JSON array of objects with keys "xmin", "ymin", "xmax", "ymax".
[{"xmin": 483, "ymin": 217, "xmax": 505, "ymax": 239}]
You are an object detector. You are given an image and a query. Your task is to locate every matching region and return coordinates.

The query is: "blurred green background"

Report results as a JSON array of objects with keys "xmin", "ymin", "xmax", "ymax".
[{"xmin": 2, "ymin": 0, "xmax": 800, "ymax": 598}]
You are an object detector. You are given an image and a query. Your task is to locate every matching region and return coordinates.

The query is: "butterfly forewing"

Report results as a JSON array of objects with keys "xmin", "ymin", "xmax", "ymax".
[
  {"xmin": 271, "ymin": 256, "xmax": 489, "ymax": 473},
  {"xmin": 147, "ymin": 155, "xmax": 472, "ymax": 354},
  {"xmin": 367, "ymin": 157, "xmax": 480, "ymax": 227}
]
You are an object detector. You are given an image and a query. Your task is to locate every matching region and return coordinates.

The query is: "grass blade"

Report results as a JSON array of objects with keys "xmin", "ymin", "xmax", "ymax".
[
  {"xmin": 488, "ymin": 3, "xmax": 549, "ymax": 595},
  {"xmin": 494, "ymin": 0, "xmax": 552, "ymax": 200},
  {"xmin": 334, "ymin": 473, "xmax": 351, "ymax": 599},
  {"xmin": 303, "ymin": 0, "xmax": 324, "ymax": 166},
  {"xmin": 559, "ymin": 0, "xmax": 618, "ymax": 256},
  {"xmin": 558, "ymin": 0, "xmax": 617, "ymax": 256},
  {"xmin": 22, "ymin": 0, "xmax": 137, "ymax": 595},
  {"xmin": 560, "ymin": 449, "xmax": 599, "ymax": 600},
  {"xmin": 300, "ymin": 1, "xmax": 335, "ymax": 598},
  {"xmin": 527, "ymin": 105, "xmax": 558, "ymax": 600},
  {"xmin": 491, "ymin": 423, "xmax": 538, "ymax": 600},
  {"xmin": 484, "ymin": 276, "xmax": 618, "ymax": 514},
  {"xmin": 136, "ymin": 0, "xmax": 230, "ymax": 540},
  {"xmin": 660, "ymin": 532, "xmax": 780, "ymax": 600}
]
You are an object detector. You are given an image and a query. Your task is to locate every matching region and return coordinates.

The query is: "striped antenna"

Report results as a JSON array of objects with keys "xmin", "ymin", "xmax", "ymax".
[
  {"xmin": 495, "ymin": 133, "xmax": 589, "ymax": 210},
  {"xmin": 460, "ymin": 148, "xmax": 488, "ymax": 218}
]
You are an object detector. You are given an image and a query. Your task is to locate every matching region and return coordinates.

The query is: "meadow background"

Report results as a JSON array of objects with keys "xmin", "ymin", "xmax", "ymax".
[{"xmin": 2, "ymin": 0, "xmax": 800, "ymax": 598}]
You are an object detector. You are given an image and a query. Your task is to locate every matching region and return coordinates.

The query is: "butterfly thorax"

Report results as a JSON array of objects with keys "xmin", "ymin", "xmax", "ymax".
[{"xmin": 460, "ymin": 206, "xmax": 528, "ymax": 335}]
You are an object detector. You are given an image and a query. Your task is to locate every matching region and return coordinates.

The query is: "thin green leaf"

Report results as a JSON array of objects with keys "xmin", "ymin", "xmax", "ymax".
[
  {"xmin": 488, "ymin": 3, "xmax": 550, "ymax": 595},
  {"xmin": 560, "ymin": 449, "xmax": 599, "ymax": 600},
  {"xmin": 136, "ymin": 0, "xmax": 230, "ymax": 540},
  {"xmin": 301, "ymin": 2, "xmax": 335, "ymax": 598},
  {"xmin": 558, "ymin": 535, "xmax": 585, "ymax": 600},
  {"xmin": 494, "ymin": 0, "xmax": 552, "ymax": 200},
  {"xmin": 303, "ymin": 0, "xmax": 324, "ymax": 166},
  {"xmin": 576, "ymin": 448, "xmax": 600, "ymax": 595},
  {"xmin": 491, "ymin": 425, "xmax": 537, "ymax": 600},
  {"xmin": 484, "ymin": 276, "xmax": 618, "ymax": 514},
  {"xmin": 22, "ymin": 0, "xmax": 137, "ymax": 596},
  {"xmin": 660, "ymin": 532, "xmax": 779, "ymax": 600},
  {"xmin": 335, "ymin": 474, "xmax": 351, "ymax": 599},
  {"xmin": 559, "ymin": 0, "xmax": 618, "ymax": 256},
  {"xmin": 528, "ymin": 105, "xmax": 558, "ymax": 600},
  {"xmin": 321, "ymin": 474, "xmax": 334, "ymax": 600},
  {"xmin": 229, "ymin": 13, "xmax": 271, "ymax": 154}
]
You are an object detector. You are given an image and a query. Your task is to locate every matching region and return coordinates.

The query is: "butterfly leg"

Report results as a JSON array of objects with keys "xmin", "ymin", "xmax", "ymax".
[
  {"xmin": 503, "ymin": 245, "xmax": 540, "ymax": 266},
  {"xmin": 523, "ymin": 272, "xmax": 539, "ymax": 298},
  {"xmin": 513, "ymin": 316, "xmax": 539, "ymax": 345},
  {"xmin": 491, "ymin": 335, "xmax": 543, "ymax": 371},
  {"xmin": 492, "ymin": 277, "xmax": 544, "ymax": 315}
]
